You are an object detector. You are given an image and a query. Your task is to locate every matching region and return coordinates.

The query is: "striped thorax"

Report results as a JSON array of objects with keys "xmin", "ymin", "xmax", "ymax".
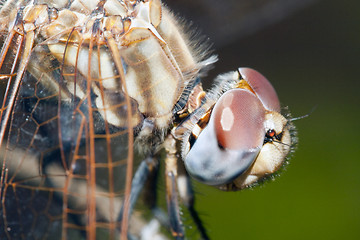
[{"xmin": 1, "ymin": 0, "xmax": 202, "ymax": 130}]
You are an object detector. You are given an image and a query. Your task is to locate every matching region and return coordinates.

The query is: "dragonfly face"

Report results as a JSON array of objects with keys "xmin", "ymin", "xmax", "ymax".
[
  {"xmin": 0, "ymin": 0, "xmax": 296, "ymax": 239},
  {"xmin": 181, "ymin": 68, "xmax": 294, "ymax": 190}
]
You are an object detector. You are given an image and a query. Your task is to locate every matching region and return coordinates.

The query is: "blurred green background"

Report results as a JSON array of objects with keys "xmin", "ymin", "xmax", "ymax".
[
  {"xmin": 1, "ymin": 1, "xmax": 358, "ymax": 239},
  {"xmin": 168, "ymin": 0, "xmax": 360, "ymax": 239}
]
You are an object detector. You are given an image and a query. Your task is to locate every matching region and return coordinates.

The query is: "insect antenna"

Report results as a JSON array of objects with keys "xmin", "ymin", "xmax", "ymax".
[{"xmin": 289, "ymin": 105, "xmax": 317, "ymax": 122}]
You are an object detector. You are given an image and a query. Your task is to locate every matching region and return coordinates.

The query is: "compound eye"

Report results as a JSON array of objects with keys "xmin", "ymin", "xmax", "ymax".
[
  {"xmin": 213, "ymin": 89, "xmax": 265, "ymax": 150},
  {"xmin": 238, "ymin": 68, "xmax": 281, "ymax": 112},
  {"xmin": 183, "ymin": 69, "xmax": 290, "ymax": 189},
  {"xmin": 184, "ymin": 89, "xmax": 267, "ymax": 186}
]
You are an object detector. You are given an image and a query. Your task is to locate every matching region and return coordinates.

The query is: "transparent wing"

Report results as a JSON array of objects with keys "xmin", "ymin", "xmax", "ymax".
[
  {"xmin": 0, "ymin": 1, "xmax": 187, "ymax": 239},
  {"xmin": 0, "ymin": 15, "xmax": 136, "ymax": 240}
]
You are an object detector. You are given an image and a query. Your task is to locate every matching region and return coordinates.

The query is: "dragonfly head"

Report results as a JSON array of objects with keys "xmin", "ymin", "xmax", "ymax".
[{"xmin": 182, "ymin": 68, "xmax": 295, "ymax": 190}]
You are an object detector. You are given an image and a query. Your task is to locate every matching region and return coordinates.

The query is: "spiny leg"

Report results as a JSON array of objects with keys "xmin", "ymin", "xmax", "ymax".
[
  {"xmin": 117, "ymin": 156, "xmax": 158, "ymax": 239},
  {"xmin": 165, "ymin": 172, "xmax": 184, "ymax": 240},
  {"xmin": 142, "ymin": 155, "xmax": 170, "ymax": 229},
  {"xmin": 117, "ymin": 154, "xmax": 171, "ymax": 239},
  {"xmin": 176, "ymin": 161, "xmax": 210, "ymax": 240},
  {"xmin": 164, "ymin": 135, "xmax": 210, "ymax": 239},
  {"xmin": 118, "ymin": 135, "xmax": 210, "ymax": 239},
  {"xmin": 164, "ymin": 135, "xmax": 185, "ymax": 239}
]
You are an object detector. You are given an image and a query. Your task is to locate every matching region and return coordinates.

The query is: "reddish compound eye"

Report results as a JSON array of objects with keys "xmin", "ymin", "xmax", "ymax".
[
  {"xmin": 213, "ymin": 89, "xmax": 265, "ymax": 150},
  {"xmin": 183, "ymin": 68, "xmax": 290, "ymax": 187},
  {"xmin": 184, "ymin": 89, "xmax": 267, "ymax": 186},
  {"xmin": 238, "ymin": 68, "xmax": 281, "ymax": 112}
]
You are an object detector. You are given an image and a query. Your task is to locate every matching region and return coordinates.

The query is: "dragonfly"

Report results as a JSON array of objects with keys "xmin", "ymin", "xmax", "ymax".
[{"xmin": 0, "ymin": 0, "xmax": 297, "ymax": 239}]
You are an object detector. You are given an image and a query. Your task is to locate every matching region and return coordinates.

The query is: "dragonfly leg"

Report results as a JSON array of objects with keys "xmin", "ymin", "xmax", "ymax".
[
  {"xmin": 164, "ymin": 134, "xmax": 210, "ymax": 240},
  {"xmin": 118, "ymin": 154, "xmax": 171, "ymax": 239},
  {"xmin": 164, "ymin": 135, "xmax": 185, "ymax": 239},
  {"xmin": 142, "ymin": 156, "xmax": 171, "ymax": 229},
  {"xmin": 118, "ymin": 156, "xmax": 156, "ymax": 223},
  {"xmin": 176, "ymin": 162, "xmax": 210, "ymax": 240}
]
